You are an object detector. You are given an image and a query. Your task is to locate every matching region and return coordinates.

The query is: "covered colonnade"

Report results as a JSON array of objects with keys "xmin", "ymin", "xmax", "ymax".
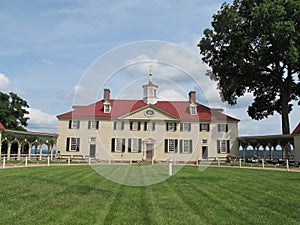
[
  {"xmin": 0, "ymin": 125, "xmax": 58, "ymax": 160},
  {"xmin": 237, "ymin": 134, "xmax": 295, "ymax": 162}
]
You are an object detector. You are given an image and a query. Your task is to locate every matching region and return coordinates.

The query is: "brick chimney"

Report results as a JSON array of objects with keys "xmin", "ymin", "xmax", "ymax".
[
  {"xmin": 103, "ymin": 89, "xmax": 110, "ymax": 101},
  {"xmin": 189, "ymin": 91, "xmax": 196, "ymax": 104}
]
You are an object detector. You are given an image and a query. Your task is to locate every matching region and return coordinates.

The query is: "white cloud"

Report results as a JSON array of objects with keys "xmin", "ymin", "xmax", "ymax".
[
  {"xmin": 158, "ymin": 89, "xmax": 186, "ymax": 101},
  {"xmin": 27, "ymin": 108, "xmax": 57, "ymax": 133},
  {"xmin": 0, "ymin": 73, "xmax": 11, "ymax": 91}
]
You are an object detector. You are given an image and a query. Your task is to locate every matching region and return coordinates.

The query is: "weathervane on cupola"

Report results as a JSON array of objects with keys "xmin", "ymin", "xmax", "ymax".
[{"xmin": 143, "ymin": 65, "xmax": 158, "ymax": 105}]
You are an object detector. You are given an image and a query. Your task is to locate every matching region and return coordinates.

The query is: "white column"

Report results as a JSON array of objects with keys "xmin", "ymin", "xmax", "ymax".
[
  {"xmin": 7, "ymin": 143, "xmax": 11, "ymax": 160},
  {"xmin": 17, "ymin": 144, "xmax": 21, "ymax": 160}
]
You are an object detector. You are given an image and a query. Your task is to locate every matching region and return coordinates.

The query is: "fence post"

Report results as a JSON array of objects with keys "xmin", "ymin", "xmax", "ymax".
[
  {"xmin": 168, "ymin": 158, "xmax": 173, "ymax": 176},
  {"xmin": 262, "ymin": 159, "xmax": 264, "ymax": 170},
  {"xmin": 25, "ymin": 156, "xmax": 28, "ymax": 167},
  {"xmin": 286, "ymin": 159, "xmax": 289, "ymax": 172},
  {"xmin": 47, "ymin": 156, "xmax": 50, "ymax": 166},
  {"xmin": 3, "ymin": 156, "xmax": 5, "ymax": 169},
  {"xmin": 88, "ymin": 157, "xmax": 91, "ymax": 165},
  {"xmin": 239, "ymin": 158, "xmax": 242, "ymax": 168},
  {"xmin": 68, "ymin": 157, "xmax": 71, "ymax": 165}
]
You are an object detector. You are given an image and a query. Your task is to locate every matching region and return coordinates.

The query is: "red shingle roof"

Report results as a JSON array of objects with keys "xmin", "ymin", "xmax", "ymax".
[
  {"xmin": 292, "ymin": 123, "xmax": 300, "ymax": 135},
  {"xmin": 57, "ymin": 99, "xmax": 239, "ymax": 122},
  {"xmin": 0, "ymin": 123, "xmax": 4, "ymax": 130}
]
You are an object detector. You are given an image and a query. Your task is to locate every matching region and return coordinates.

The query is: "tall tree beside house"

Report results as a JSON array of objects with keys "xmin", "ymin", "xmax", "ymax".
[
  {"xmin": 0, "ymin": 91, "xmax": 29, "ymax": 131},
  {"xmin": 198, "ymin": 0, "xmax": 300, "ymax": 134}
]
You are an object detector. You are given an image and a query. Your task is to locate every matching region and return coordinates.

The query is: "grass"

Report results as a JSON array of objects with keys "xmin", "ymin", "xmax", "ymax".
[{"xmin": 0, "ymin": 165, "xmax": 299, "ymax": 225}]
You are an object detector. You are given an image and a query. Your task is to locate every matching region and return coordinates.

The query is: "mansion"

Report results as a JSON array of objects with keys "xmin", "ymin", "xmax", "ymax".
[{"xmin": 56, "ymin": 72, "xmax": 239, "ymax": 163}]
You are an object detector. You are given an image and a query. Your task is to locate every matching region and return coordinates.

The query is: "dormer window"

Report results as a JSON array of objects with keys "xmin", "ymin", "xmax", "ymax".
[
  {"xmin": 103, "ymin": 101, "xmax": 111, "ymax": 113},
  {"xmin": 189, "ymin": 104, "xmax": 197, "ymax": 115}
]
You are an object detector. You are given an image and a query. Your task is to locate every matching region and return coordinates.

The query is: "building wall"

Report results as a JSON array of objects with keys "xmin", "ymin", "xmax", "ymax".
[
  {"xmin": 56, "ymin": 113, "xmax": 238, "ymax": 162},
  {"xmin": 294, "ymin": 135, "xmax": 300, "ymax": 162}
]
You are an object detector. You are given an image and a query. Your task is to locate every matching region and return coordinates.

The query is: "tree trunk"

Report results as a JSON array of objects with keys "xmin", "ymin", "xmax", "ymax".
[{"xmin": 281, "ymin": 90, "xmax": 290, "ymax": 134}]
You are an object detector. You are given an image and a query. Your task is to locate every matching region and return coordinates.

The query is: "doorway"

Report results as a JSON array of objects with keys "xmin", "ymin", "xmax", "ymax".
[
  {"xmin": 202, "ymin": 146, "xmax": 208, "ymax": 159},
  {"xmin": 146, "ymin": 144, "xmax": 153, "ymax": 160},
  {"xmin": 90, "ymin": 144, "xmax": 96, "ymax": 158}
]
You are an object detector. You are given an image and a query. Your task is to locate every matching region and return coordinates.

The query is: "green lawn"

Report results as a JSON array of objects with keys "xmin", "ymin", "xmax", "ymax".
[{"xmin": 0, "ymin": 165, "xmax": 299, "ymax": 225}]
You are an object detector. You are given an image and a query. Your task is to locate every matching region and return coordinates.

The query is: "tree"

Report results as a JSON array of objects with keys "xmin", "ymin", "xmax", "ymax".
[
  {"xmin": 0, "ymin": 91, "xmax": 29, "ymax": 131},
  {"xmin": 198, "ymin": 0, "xmax": 300, "ymax": 134}
]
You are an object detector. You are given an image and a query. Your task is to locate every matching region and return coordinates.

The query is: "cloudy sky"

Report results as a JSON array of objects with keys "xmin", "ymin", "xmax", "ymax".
[{"xmin": 0, "ymin": 0, "xmax": 299, "ymax": 135}]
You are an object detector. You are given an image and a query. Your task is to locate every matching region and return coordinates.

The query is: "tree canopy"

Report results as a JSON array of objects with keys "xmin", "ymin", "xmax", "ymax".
[
  {"xmin": 0, "ymin": 91, "xmax": 29, "ymax": 131},
  {"xmin": 198, "ymin": 0, "xmax": 300, "ymax": 134}
]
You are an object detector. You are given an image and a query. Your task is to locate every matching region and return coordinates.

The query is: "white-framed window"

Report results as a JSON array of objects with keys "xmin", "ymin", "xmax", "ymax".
[
  {"xmin": 89, "ymin": 137, "xmax": 96, "ymax": 143},
  {"xmin": 217, "ymin": 140, "xmax": 230, "ymax": 153},
  {"xmin": 130, "ymin": 122, "xmax": 141, "ymax": 131},
  {"xmin": 111, "ymin": 138, "xmax": 125, "ymax": 152},
  {"xmin": 218, "ymin": 124, "xmax": 228, "ymax": 132},
  {"xmin": 88, "ymin": 120, "xmax": 99, "ymax": 129},
  {"xmin": 66, "ymin": 137, "xmax": 80, "ymax": 151},
  {"xmin": 144, "ymin": 122, "xmax": 155, "ymax": 131},
  {"xmin": 164, "ymin": 139, "xmax": 178, "ymax": 153},
  {"xmin": 128, "ymin": 138, "xmax": 142, "ymax": 152},
  {"xmin": 180, "ymin": 123, "xmax": 191, "ymax": 132},
  {"xmin": 189, "ymin": 105, "xmax": 197, "ymax": 115},
  {"xmin": 103, "ymin": 101, "xmax": 111, "ymax": 113},
  {"xmin": 113, "ymin": 121, "xmax": 124, "ymax": 130},
  {"xmin": 179, "ymin": 139, "xmax": 192, "ymax": 154},
  {"xmin": 166, "ymin": 122, "xmax": 177, "ymax": 131},
  {"xmin": 200, "ymin": 123, "xmax": 210, "ymax": 132},
  {"xmin": 69, "ymin": 120, "xmax": 80, "ymax": 129}
]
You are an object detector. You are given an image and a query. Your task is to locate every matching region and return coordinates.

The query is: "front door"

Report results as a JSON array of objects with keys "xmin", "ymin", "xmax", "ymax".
[
  {"xmin": 146, "ymin": 144, "xmax": 153, "ymax": 160},
  {"xmin": 90, "ymin": 144, "xmax": 96, "ymax": 158},
  {"xmin": 202, "ymin": 146, "xmax": 208, "ymax": 159}
]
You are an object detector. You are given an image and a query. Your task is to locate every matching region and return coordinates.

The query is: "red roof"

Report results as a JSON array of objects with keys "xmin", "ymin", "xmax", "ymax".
[
  {"xmin": 292, "ymin": 123, "xmax": 300, "ymax": 135},
  {"xmin": 0, "ymin": 123, "xmax": 4, "ymax": 130},
  {"xmin": 57, "ymin": 99, "xmax": 239, "ymax": 122}
]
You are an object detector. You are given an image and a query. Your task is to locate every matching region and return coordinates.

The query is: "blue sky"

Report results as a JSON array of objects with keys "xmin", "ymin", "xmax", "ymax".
[{"xmin": 0, "ymin": 0, "xmax": 299, "ymax": 135}]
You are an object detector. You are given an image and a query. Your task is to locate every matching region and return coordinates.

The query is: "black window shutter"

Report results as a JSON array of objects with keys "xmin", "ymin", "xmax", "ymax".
[
  {"xmin": 122, "ymin": 139, "xmax": 125, "ymax": 152},
  {"xmin": 227, "ymin": 140, "xmax": 230, "ymax": 153},
  {"xmin": 76, "ymin": 138, "xmax": 80, "ymax": 151},
  {"xmin": 121, "ymin": 121, "xmax": 124, "ymax": 130},
  {"xmin": 199, "ymin": 123, "xmax": 202, "ymax": 132},
  {"xmin": 130, "ymin": 122, "xmax": 133, "ymax": 130},
  {"xmin": 164, "ymin": 139, "xmax": 168, "ymax": 153},
  {"xmin": 66, "ymin": 138, "xmax": 70, "ymax": 151},
  {"xmin": 77, "ymin": 121, "xmax": 80, "ymax": 129},
  {"xmin": 175, "ymin": 139, "xmax": 178, "ymax": 153},
  {"xmin": 138, "ymin": 122, "xmax": 141, "ymax": 131},
  {"xmin": 69, "ymin": 120, "xmax": 72, "ymax": 129},
  {"xmin": 207, "ymin": 124, "xmax": 210, "ymax": 132},
  {"xmin": 180, "ymin": 123, "xmax": 183, "ymax": 131},
  {"xmin": 152, "ymin": 122, "xmax": 155, "ymax": 131},
  {"xmin": 179, "ymin": 140, "xmax": 183, "ymax": 153},
  {"xmin": 166, "ymin": 122, "xmax": 169, "ymax": 131},
  {"xmin": 188, "ymin": 123, "xmax": 191, "ymax": 131},
  {"xmin": 225, "ymin": 124, "xmax": 229, "ymax": 132},
  {"xmin": 96, "ymin": 121, "xmax": 99, "ymax": 129},
  {"xmin": 128, "ymin": 139, "xmax": 131, "ymax": 152},
  {"xmin": 218, "ymin": 124, "xmax": 221, "ymax": 132},
  {"xmin": 189, "ymin": 140, "xmax": 193, "ymax": 153},
  {"xmin": 217, "ymin": 140, "xmax": 220, "ymax": 153},
  {"xmin": 144, "ymin": 122, "xmax": 147, "ymax": 131},
  {"xmin": 88, "ymin": 121, "xmax": 91, "ymax": 129},
  {"xmin": 113, "ymin": 121, "xmax": 117, "ymax": 130},
  {"xmin": 111, "ymin": 138, "xmax": 115, "ymax": 152},
  {"xmin": 174, "ymin": 123, "xmax": 177, "ymax": 131},
  {"xmin": 138, "ymin": 139, "xmax": 142, "ymax": 152}
]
